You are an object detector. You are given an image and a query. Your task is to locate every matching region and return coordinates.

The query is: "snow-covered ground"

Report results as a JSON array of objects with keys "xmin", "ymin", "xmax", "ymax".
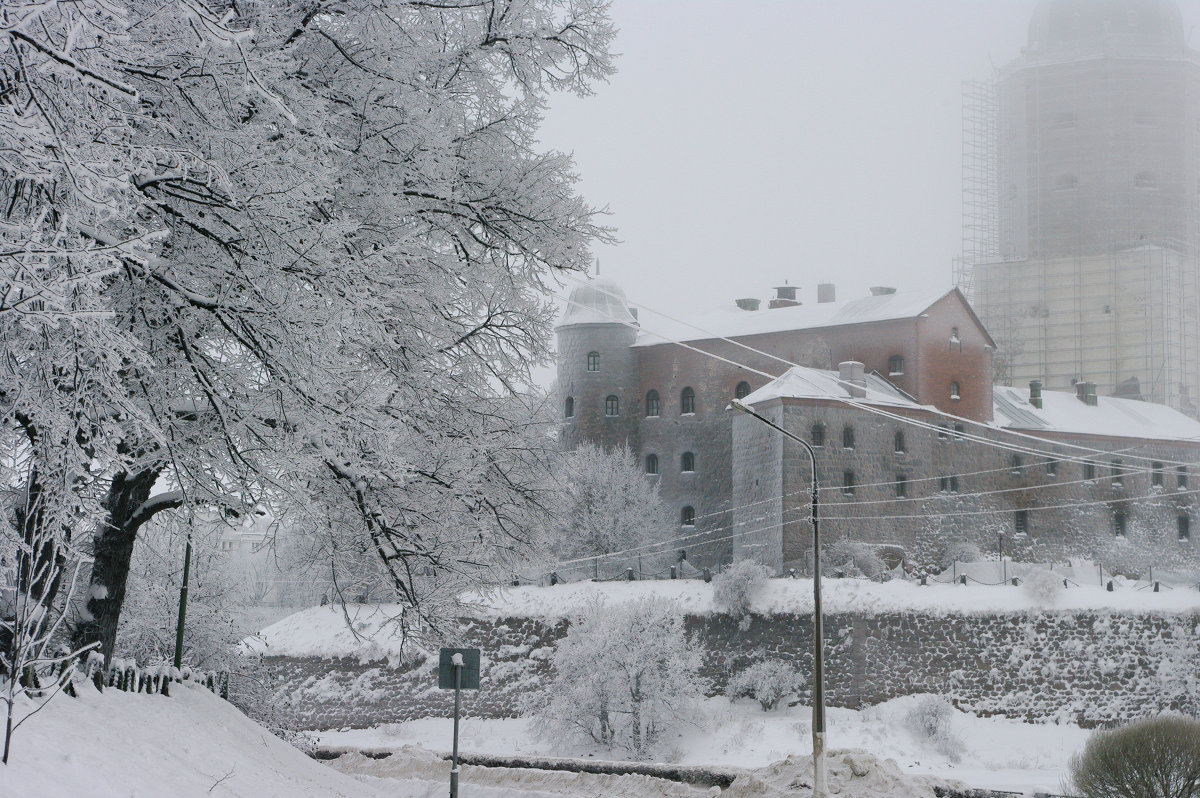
[
  {"xmin": 314, "ymin": 694, "xmax": 1085, "ymax": 795},
  {"xmin": 247, "ymin": 576, "xmax": 1200, "ymax": 661}
]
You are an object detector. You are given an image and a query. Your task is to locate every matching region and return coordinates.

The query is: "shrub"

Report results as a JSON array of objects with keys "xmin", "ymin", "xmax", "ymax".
[
  {"xmin": 537, "ymin": 597, "xmax": 705, "ymax": 760},
  {"xmin": 1022, "ymin": 568, "xmax": 1064, "ymax": 607},
  {"xmin": 904, "ymin": 695, "xmax": 963, "ymax": 762},
  {"xmin": 823, "ymin": 539, "xmax": 885, "ymax": 580},
  {"xmin": 726, "ymin": 660, "xmax": 802, "ymax": 711},
  {"xmin": 712, "ymin": 560, "xmax": 772, "ymax": 623},
  {"xmin": 940, "ymin": 541, "xmax": 983, "ymax": 568},
  {"xmin": 1069, "ymin": 715, "xmax": 1200, "ymax": 798}
]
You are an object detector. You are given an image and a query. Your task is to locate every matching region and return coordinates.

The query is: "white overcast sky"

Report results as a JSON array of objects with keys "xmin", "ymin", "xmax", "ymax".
[{"xmin": 537, "ymin": 0, "xmax": 1200, "ymax": 326}]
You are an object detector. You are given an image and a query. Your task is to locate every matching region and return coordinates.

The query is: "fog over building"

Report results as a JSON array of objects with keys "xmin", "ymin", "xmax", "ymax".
[{"xmin": 962, "ymin": 0, "xmax": 1200, "ymax": 416}]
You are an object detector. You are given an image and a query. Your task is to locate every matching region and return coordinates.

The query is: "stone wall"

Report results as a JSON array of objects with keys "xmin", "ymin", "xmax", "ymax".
[{"xmin": 262, "ymin": 608, "xmax": 1200, "ymax": 731}]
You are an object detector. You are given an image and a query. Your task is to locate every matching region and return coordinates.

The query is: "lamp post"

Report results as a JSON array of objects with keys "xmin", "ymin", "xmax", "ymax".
[{"xmin": 730, "ymin": 398, "xmax": 827, "ymax": 797}]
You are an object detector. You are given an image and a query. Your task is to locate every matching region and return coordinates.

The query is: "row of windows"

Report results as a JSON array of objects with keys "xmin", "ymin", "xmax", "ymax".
[
  {"xmin": 645, "ymin": 452, "xmax": 695, "ymax": 475},
  {"xmin": 1052, "ymin": 172, "xmax": 1161, "ymax": 191},
  {"xmin": 564, "ymin": 383, "xmax": 754, "ymax": 419}
]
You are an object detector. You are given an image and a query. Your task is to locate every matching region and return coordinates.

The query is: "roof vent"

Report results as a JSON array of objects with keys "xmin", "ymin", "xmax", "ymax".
[
  {"xmin": 735, "ymin": 297, "xmax": 761, "ymax": 312},
  {"xmin": 817, "ymin": 283, "xmax": 836, "ymax": 304},
  {"xmin": 768, "ymin": 284, "xmax": 800, "ymax": 310},
  {"xmin": 869, "ymin": 286, "xmax": 897, "ymax": 296},
  {"xmin": 838, "ymin": 361, "xmax": 867, "ymax": 398},
  {"xmin": 1029, "ymin": 380, "xmax": 1043, "ymax": 409}
]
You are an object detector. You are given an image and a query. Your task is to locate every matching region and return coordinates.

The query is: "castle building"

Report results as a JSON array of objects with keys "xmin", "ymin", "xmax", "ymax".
[
  {"xmin": 557, "ymin": 278, "xmax": 1200, "ymax": 572},
  {"xmin": 966, "ymin": 0, "xmax": 1200, "ymax": 415}
]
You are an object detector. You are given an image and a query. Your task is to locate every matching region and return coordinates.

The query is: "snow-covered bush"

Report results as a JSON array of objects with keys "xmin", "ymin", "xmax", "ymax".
[
  {"xmin": 904, "ymin": 696, "xmax": 963, "ymax": 762},
  {"xmin": 1022, "ymin": 568, "xmax": 1064, "ymax": 607},
  {"xmin": 823, "ymin": 540, "xmax": 885, "ymax": 580},
  {"xmin": 939, "ymin": 542, "xmax": 983, "ymax": 568},
  {"xmin": 726, "ymin": 660, "xmax": 802, "ymax": 711},
  {"xmin": 712, "ymin": 560, "xmax": 772, "ymax": 627},
  {"xmin": 537, "ymin": 597, "xmax": 705, "ymax": 760},
  {"xmin": 1069, "ymin": 715, "xmax": 1200, "ymax": 798}
]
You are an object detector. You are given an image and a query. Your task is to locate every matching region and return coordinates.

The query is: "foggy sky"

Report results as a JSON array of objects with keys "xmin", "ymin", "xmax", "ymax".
[{"xmin": 537, "ymin": 0, "xmax": 1200, "ymax": 338}]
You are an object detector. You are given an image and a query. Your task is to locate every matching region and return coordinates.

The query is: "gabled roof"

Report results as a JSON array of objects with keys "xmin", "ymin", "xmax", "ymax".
[
  {"xmin": 740, "ymin": 365, "xmax": 930, "ymax": 410},
  {"xmin": 633, "ymin": 287, "xmax": 971, "ymax": 348},
  {"xmin": 994, "ymin": 385, "xmax": 1200, "ymax": 444}
]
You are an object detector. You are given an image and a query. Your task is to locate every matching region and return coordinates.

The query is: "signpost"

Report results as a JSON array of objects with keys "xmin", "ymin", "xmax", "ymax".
[{"xmin": 438, "ymin": 648, "xmax": 480, "ymax": 798}]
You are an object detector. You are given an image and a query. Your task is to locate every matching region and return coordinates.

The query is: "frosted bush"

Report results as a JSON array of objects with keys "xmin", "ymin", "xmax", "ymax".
[
  {"xmin": 712, "ymin": 560, "xmax": 772, "ymax": 625},
  {"xmin": 823, "ymin": 540, "xmax": 885, "ymax": 580},
  {"xmin": 726, "ymin": 660, "xmax": 802, "ymax": 711},
  {"xmin": 1022, "ymin": 568, "xmax": 1064, "ymax": 607},
  {"xmin": 940, "ymin": 541, "xmax": 983, "ymax": 568},
  {"xmin": 904, "ymin": 696, "xmax": 963, "ymax": 762},
  {"xmin": 1069, "ymin": 715, "xmax": 1200, "ymax": 798}
]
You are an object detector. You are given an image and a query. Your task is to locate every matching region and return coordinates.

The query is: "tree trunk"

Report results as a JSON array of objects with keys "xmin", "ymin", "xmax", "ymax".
[{"xmin": 74, "ymin": 469, "xmax": 160, "ymax": 666}]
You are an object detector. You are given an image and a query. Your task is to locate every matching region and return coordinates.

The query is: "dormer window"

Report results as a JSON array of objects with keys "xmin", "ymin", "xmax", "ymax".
[
  {"xmin": 888, "ymin": 355, "xmax": 904, "ymax": 376},
  {"xmin": 587, "ymin": 351, "xmax": 599, "ymax": 371}
]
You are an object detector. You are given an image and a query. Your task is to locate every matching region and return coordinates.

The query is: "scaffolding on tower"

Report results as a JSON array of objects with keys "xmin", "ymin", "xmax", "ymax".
[{"xmin": 956, "ymin": 79, "xmax": 999, "ymax": 302}]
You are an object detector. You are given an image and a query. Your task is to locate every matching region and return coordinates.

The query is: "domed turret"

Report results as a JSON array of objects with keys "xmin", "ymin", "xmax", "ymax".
[
  {"xmin": 1027, "ymin": 0, "xmax": 1184, "ymax": 56},
  {"xmin": 555, "ymin": 278, "xmax": 639, "ymax": 451}
]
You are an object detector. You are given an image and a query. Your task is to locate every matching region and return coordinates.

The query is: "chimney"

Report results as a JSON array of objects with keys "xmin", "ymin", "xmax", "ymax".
[
  {"xmin": 838, "ymin": 361, "xmax": 867, "ymax": 398},
  {"xmin": 1076, "ymin": 381, "xmax": 1098, "ymax": 406},
  {"xmin": 735, "ymin": 297, "xmax": 761, "ymax": 311},
  {"xmin": 768, "ymin": 284, "xmax": 800, "ymax": 309},
  {"xmin": 817, "ymin": 283, "xmax": 836, "ymax": 303},
  {"xmin": 1029, "ymin": 380, "xmax": 1042, "ymax": 409},
  {"xmin": 869, "ymin": 286, "xmax": 897, "ymax": 296}
]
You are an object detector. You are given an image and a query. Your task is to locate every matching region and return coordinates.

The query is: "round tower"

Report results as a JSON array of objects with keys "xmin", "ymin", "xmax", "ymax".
[{"xmin": 556, "ymin": 278, "xmax": 639, "ymax": 452}]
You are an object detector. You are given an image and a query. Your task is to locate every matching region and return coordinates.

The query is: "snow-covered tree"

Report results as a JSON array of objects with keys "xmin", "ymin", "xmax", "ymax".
[
  {"xmin": 2, "ymin": 0, "xmax": 617, "ymax": 661},
  {"xmin": 551, "ymin": 444, "xmax": 674, "ymax": 564},
  {"xmin": 537, "ymin": 597, "xmax": 705, "ymax": 760}
]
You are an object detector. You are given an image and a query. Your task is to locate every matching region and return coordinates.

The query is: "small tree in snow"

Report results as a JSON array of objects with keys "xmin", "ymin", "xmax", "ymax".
[
  {"xmin": 712, "ymin": 559, "xmax": 772, "ymax": 630},
  {"xmin": 538, "ymin": 597, "xmax": 705, "ymax": 760},
  {"xmin": 940, "ymin": 541, "xmax": 984, "ymax": 569},
  {"xmin": 1022, "ymin": 568, "xmax": 1064, "ymax": 607},
  {"xmin": 904, "ymin": 695, "xmax": 963, "ymax": 763},
  {"xmin": 726, "ymin": 660, "xmax": 802, "ymax": 711},
  {"xmin": 823, "ymin": 539, "xmax": 886, "ymax": 580}
]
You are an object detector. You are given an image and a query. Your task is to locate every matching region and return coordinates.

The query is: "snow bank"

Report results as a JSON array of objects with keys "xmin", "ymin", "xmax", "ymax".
[{"xmin": 243, "ymin": 603, "xmax": 420, "ymax": 662}]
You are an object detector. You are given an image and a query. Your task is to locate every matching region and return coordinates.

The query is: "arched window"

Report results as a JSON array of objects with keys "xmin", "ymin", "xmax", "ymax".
[
  {"xmin": 894, "ymin": 475, "xmax": 908, "ymax": 498},
  {"xmin": 680, "ymin": 387, "xmax": 695, "ymax": 414},
  {"xmin": 1179, "ymin": 514, "xmax": 1191, "ymax": 541},
  {"xmin": 1151, "ymin": 462, "xmax": 1164, "ymax": 487},
  {"xmin": 894, "ymin": 431, "xmax": 905, "ymax": 453},
  {"xmin": 1015, "ymin": 510, "xmax": 1029, "ymax": 536},
  {"xmin": 1010, "ymin": 455, "xmax": 1023, "ymax": 474},
  {"xmin": 888, "ymin": 355, "xmax": 904, "ymax": 375},
  {"xmin": 950, "ymin": 381, "xmax": 961, "ymax": 400},
  {"xmin": 811, "ymin": 424, "xmax": 825, "ymax": 447},
  {"xmin": 564, "ymin": 396, "xmax": 574, "ymax": 418},
  {"xmin": 680, "ymin": 506, "xmax": 695, "ymax": 527},
  {"xmin": 681, "ymin": 452, "xmax": 695, "ymax": 473},
  {"xmin": 1178, "ymin": 465, "xmax": 1189, "ymax": 489},
  {"xmin": 1113, "ymin": 509, "xmax": 1127, "ymax": 537},
  {"xmin": 1046, "ymin": 458, "xmax": 1058, "ymax": 477},
  {"xmin": 842, "ymin": 471, "xmax": 856, "ymax": 496},
  {"xmin": 1084, "ymin": 461, "xmax": 1097, "ymax": 481},
  {"xmin": 1111, "ymin": 458, "xmax": 1124, "ymax": 487},
  {"xmin": 587, "ymin": 351, "xmax": 599, "ymax": 372},
  {"xmin": 735, "ymin": 381, "xmax": 751, "ymax": 400},
  {"xmin": 645, "ymin": 454, "xmax": 659, "ymax": 475},
  {"xmin": 645, "ymin": 390, "xmax": 660, "ymax": 417},
  {"xmin": 842, "ymin": 425, "xmax": 854, "ymax": 449},
  {"xmin": 604, "ymin": 395, "xmax": 619, "ymax": 416}
]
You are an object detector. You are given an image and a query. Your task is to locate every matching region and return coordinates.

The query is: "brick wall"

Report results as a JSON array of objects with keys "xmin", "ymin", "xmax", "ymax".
[{"xmin": 262, "ymin": 608, "xmax": 1200, "ymax": 731}]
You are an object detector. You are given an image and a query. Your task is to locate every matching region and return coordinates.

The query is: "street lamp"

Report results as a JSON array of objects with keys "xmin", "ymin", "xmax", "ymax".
[{"xmin": 729, "ymin": 398, "xmax": 827, "ymax": 797}]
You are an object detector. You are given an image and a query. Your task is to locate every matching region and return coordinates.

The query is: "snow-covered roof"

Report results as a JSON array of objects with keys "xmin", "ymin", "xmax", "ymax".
[
  {"xmin": 633, "ymin": 287, "xmax": 956, "ymax": 347},
  {"xmin": 740, "ymin": 365, "xmax": 927, "ymax": 410},
  {"xmin": 993, "ymin": 385, "xmax": 1200, "ymax": 444},
  {"xmin": 556, "ymin": 277, "xmax": 637, "ymax": 327}
]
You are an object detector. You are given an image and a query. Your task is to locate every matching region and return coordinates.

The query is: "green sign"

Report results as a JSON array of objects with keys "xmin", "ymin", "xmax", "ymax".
[{"xmin": 438, "ymin": 647, "xmax": 480, "ymax": 690}]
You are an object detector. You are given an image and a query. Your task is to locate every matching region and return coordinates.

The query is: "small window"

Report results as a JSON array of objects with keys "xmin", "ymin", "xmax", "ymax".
[
  {"xmin": 681, "ymin": 451, "xmax": 695, "ymax": 473},
  {"xmin": 811, "ymin": 424, "xmax": 826, "ymax": 448},
  {"xmin": 953, "ymin": 423, "xmax": 966, "ymax": 437},
  {"xmin": 605, "ymin": 395, "xmax": 619, "ymax": 416},
  {"xmin": 1046, "ymin": 458, "xmax": 1058, "ymax": 477},
  {"xmin": 1015, "ymin": 509, "xmax": 1029, "ymax": 536},
  {"xmin": 681, "ymin": 506, "xmax": 695, "ymax": 527},
  {"xmin": 1113, "ymin": 510, "xmax": 1127, "ymax": 537},
  {"xmin": 888, "ymin": 355, "xmax": 904, "ymax": 376},
  {"xmin": 950, "ymin": 327, "xmax": 960, "ymax": 343},
  {"xmin": 950, "ymin": 476, "xmax": 959, "ymax": 493},
  {"xmin": 894, "ymin": 431, "xmax": 906, "ymax": 453},
  {"xmin": 1055, "ymin": 173, "xmax": 1078, "ymax": 191},
  {"xmin": 950, "ymin": 381, "xmax": 961, "ymax": 400},
  {"xmin": 938, "ymin": 424, "xmax": 950, "ymax": 440},
  {"xmin": 1134, "ymin": 171, "xmax": 1158, "ymax": 189},
  {"xmin": 564, "ymin": 396, "xmax": 574, "ymax": 418},
  {"xmin": 1084, "ymin": 461, "xmax": 1096, "ymax": 481},
  {"xmin": 842, "ymin": 425, "xmax": 855, "ymax": 449},
  {"xmin": 680, "ymin": 387, "xmax": 695, "ymax": 415},
  {"xmin": 842, "ymin": 471, "xmax": 856, "ymax": 496},
  {"xmin": 1179, "ymin": 514, "xmax": 1191, "ymax": 541},
  {"xmin": 645, "ymin": 454, "xmax": 659, "ymax": 475},
  {"xmin": 735, "ymin": 381, "xmax": 751, "ymax": 400},
  {"xmin": 1111, "ymin": 458, "xmax": 1124, "ymax": 488},
  {"xmin": 1151, "ymin": 462, "xmax": 1164, "ymax": 487},
  {"xmin": 1010, "ymin": 455, "xmax": 1023, "ymax": 475},
  {"xmin": 895, "ymin": 475, "xmax": 908, "ymax": 498},
  {"xmin": 1177, "ymin": 465, "xmax": 1188, "ymax": 489},
  {"xmin": 939, "ymin": 476, "xmax": 949, "ymax": 493},
  {"xmin": 587, "ymin": 351, "xmax": 599, "ymax": 371},
  {"xmin": 645, "ymin": 390, "xmax": 660, "ymax": 417}
]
